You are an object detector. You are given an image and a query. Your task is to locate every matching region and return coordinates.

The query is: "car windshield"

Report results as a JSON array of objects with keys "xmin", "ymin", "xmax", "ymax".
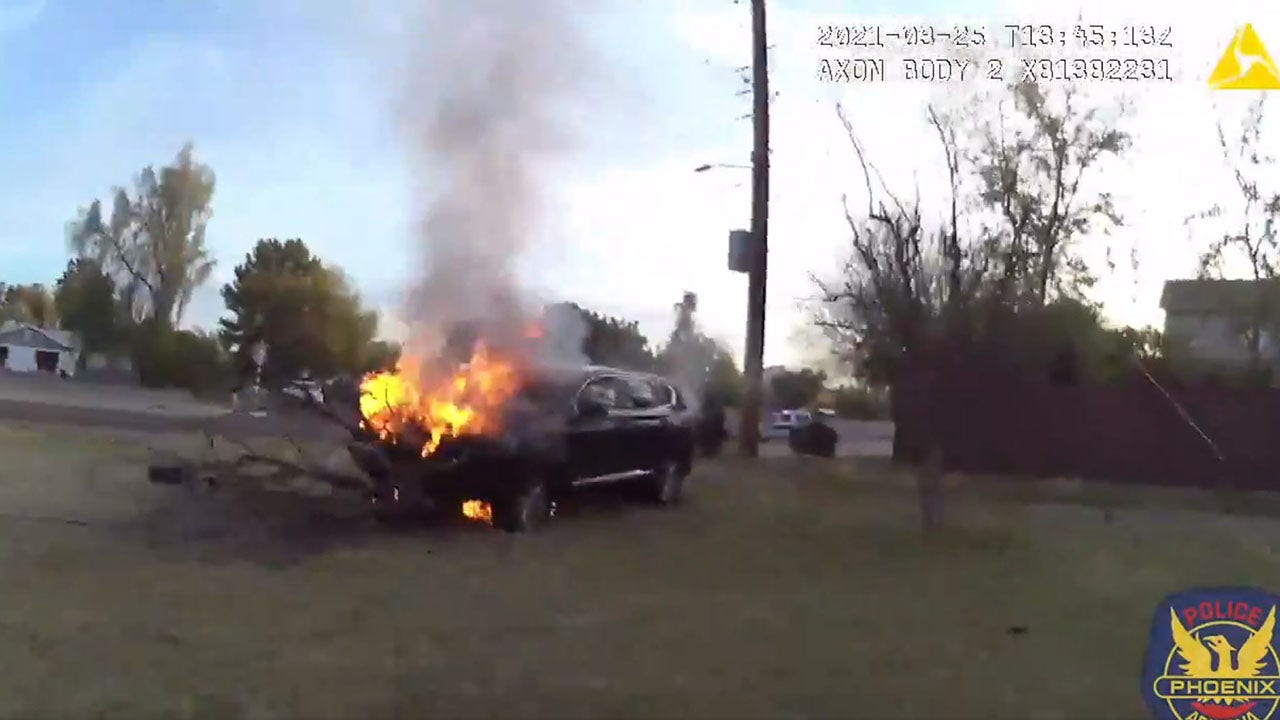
[{"xmin": 516, "ymin": 378, "xmax": 573, "ymax": 412}]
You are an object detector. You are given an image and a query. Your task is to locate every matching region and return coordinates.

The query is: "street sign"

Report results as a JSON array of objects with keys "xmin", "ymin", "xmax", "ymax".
[{"xmin": 728, "ymin": 229, "xmax": 752, "ymax": 273}]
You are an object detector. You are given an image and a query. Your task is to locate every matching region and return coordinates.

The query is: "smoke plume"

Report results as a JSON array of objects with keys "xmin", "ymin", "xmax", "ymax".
[{"xmin": 397, "ymin": 0, "xmax": 594, "ymax": 366}]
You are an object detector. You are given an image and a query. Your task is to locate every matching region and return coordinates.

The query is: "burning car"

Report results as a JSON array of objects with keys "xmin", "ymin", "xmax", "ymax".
[{"xmin": 347, "ymin": 346, "xmax": 697, "ymax": 532}]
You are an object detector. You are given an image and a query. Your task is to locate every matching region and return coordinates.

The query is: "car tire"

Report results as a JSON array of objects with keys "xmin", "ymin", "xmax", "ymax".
[
  {"xmin": 370, "ymin": 481, "xmax": 429, "ymax": 525},
  {"xmin": 494, "ymin": 478, "xmax": 552, "ymax": 533},
  {"xmin": 650, "ymin": 461, "xmax": 686, "ymax": 506}
]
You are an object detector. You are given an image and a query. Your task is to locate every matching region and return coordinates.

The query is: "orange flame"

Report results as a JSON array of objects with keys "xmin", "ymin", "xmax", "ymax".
[
  {"xmin": 461, "ymin": 500, "xmax": 493, "ymax": 523},
  {"xmin": 358, "ymin": 343, "xmax": 520, "ymax": 457}
]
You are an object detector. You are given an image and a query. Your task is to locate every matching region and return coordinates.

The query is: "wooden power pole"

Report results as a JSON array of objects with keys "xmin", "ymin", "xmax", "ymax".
[{"xmin": 738, "ymin": 0, "xmax": 770, "ymax": 457}]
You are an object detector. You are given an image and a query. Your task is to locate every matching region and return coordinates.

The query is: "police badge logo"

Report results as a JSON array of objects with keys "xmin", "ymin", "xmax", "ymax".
[{"xmin": 1143, "ymin": 588, "xmax": 1280, "ymax": 720}]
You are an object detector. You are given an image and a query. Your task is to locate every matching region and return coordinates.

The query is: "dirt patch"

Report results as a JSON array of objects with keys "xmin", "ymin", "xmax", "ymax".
[
  {"xmin": 118, "ymin": 483, "xmax": 378, "ymax": 568},
  {"xmin": 0, "ymin": 421, "xmax": 386, "ymax": 568}
]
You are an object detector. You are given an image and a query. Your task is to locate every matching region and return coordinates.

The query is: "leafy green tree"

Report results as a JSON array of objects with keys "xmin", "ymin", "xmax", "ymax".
[
  {"xmin": 54, "ymin": 258, "xmax": 120, "ymax": 355},
  {"xmin": 364, "ymin": 340, "xmax": 402, "ymax": 372},
  {"xmin": 0, "ymin": 283, "xmax": 58, "ymax": 327},
  {"xmin": 543, "ymin": 302, "xmax": 657, "ymax": 370},
  {"xmin": 655, "ymin": 291, "xmax": 742, "ymax": 403},
  {"xmin": 67, "ymin": 143, "xmax": 216, "ymax": 329},
  {"xmin": 219, "ymin": 238, "xmax": 380, "ymax": 387},
  {"xmin": 768, "ymin": 368, "xmax": 827, "ymax": 409},
  {"xmin": 131, "ymin": 321, "xmax": 231, "ymax": 394},
  {"xmin": 704, "ymin": 351, "xmax": 743, "ymax": 406},
  {"xmin": 830, "ymin": 385, "xmax": 890, "ymax": 420}
]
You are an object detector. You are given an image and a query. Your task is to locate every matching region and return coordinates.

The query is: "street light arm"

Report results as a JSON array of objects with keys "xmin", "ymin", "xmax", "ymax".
[{"xmin": 693, "ymin": 163, "xmax": 752, "ymax": 173}]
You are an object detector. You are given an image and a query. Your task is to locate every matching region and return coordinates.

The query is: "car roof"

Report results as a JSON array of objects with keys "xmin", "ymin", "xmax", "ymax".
[{"xmin": 527, "ymin": 363, "xmax": 672, "ymax": 389}]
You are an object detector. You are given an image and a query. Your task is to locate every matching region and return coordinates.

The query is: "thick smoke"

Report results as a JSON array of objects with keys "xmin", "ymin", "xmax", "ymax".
[{"xmin": 397, "ymin": 0, "xmax": 593, "ymax": 367}]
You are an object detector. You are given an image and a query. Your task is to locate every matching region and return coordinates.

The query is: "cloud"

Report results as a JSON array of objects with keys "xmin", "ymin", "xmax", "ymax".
[{"xmin": 0, "ymin": 0, "xmax": 44, "ymax": 36}]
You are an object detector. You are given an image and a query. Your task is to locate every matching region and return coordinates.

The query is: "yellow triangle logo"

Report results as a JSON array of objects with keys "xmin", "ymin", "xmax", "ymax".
[{"xmin": 1209, "ymin": 24, "xmax": 1280, "ymax": 90}]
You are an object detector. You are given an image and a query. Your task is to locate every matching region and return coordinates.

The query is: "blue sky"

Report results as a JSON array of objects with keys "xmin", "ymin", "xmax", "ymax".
[
  {"xmin": 1, "ymin": 0, "xmax": 767, "ymax": 343},
  {"xmin": 2, "ymin": 0, "xmax": 1277, "ymax": 369}
]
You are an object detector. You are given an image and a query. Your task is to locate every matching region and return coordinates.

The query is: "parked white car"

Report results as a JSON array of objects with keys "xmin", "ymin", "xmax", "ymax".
[{"xmin": 761, "ymin": 409, "xmax": 813, "ymax": 441}]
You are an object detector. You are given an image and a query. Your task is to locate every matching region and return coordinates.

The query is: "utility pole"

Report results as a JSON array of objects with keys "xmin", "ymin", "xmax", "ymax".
[{"xmin": 738, "ymin": 0, "xmax": 769, "ymax": 457}]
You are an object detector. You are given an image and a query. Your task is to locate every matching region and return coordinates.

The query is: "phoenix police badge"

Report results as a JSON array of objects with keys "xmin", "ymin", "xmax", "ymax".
[{"xmin": 1143, "ymin": 588, "xmax": 1280, "ymax": 720}]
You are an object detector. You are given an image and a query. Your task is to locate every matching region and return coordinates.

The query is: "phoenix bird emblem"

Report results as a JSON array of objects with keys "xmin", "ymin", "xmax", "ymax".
[{"xmin": 1170, "ymin": 605, "xmax": 1276, "ymax": 707}]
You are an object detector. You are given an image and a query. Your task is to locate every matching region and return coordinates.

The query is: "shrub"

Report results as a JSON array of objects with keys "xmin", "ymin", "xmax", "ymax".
[
  {"xmin": 831, "ymin": 385, "xmax": 890, "ymax": 420},
  {"xmin": 130, "ymin": 321, "xmax": 232, "ymax": 396}
]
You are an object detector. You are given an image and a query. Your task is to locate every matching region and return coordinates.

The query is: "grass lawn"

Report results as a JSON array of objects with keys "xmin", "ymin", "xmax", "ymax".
[{"xmin": 3, "ymin": 422, "xmax": 1280, "ymax": 719}]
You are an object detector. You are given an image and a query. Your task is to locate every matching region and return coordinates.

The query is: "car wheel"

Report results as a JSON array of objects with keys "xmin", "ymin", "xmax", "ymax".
[
  {"xmin": 651, "ymin": 461, "xmax": 686, "ymax": 506},
  {"xmin": 495, "ymin": 479, "xmax": 551, "ymax": 533},
  {"xmin": 370, "ymin": 482, "xmax": 429, "ymax": 525}
]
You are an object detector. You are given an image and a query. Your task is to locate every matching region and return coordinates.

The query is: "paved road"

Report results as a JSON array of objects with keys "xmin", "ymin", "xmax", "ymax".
[
  {"xmin": 0, "ymin": 398, "xmax": 347, "ymax": 441},
  {"xmin": 0, "ymin": 372, "xmax": 351, "ymax": 440},
  {"xmin": 722, "ymin": 410, "xmax": 894, "ymax": 458},
  {"xmin": 0, "ymin": 372, "xmax": 895, "ymax": 459}
]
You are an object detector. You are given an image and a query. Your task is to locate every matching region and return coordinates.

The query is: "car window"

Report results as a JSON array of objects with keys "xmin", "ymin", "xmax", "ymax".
[
  {"xmin": 648, "ymin": 380, "xmax": 674, "ymax": 408},
  {"xmin": 518, "ymin": 378, "xmax": 571, "ymax": 412},
  {"xmin": 577, "ymin": 376, "xmax": 635, "ymax": 411},
  {"xmin": 671, "ymin": 385, "xmax": 686, "ymax": 410},
  {"xmin": 624, "ymin": 376, "xmax": 659, "ymax": 408}
]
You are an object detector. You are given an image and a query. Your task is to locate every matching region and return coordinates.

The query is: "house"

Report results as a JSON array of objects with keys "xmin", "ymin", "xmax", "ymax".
[
  {"xmin": 1160, "ymin": 278, "xmax": 1280, "ymax": 374},
  {"xmin": 0, "ymin": 321, "xmax": 80, "ymax": 376}
]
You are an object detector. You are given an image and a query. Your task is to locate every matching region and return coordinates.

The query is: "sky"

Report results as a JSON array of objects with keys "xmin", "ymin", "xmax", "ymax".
[{"xmin": 2, "ymin": 0, "xmax": 1278, "ymax": 372}]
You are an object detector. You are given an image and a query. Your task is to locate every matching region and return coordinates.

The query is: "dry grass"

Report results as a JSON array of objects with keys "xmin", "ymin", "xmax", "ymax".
[{"xmin": 2, "ymin": 423, "xmax": 1280, "ymax": 719}]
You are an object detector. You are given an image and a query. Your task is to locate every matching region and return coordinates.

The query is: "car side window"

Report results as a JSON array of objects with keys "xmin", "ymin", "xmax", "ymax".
[
  {"xmin": 648, "ymin": 380, "xmax": 674, "ymax": 408},
  {"xmin": 671, "ymin": 385, "xmax": 686, "ymax": 410}
]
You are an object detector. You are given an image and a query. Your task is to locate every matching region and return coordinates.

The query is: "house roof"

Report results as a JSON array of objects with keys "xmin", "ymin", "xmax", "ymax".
[
  {"xmin": 0, "ymin": 322, "xmax": 79, "ymax": 352},
  {"xmin": 1160, "ymin": 279, "xmax": 1280, "ymax": 314}
]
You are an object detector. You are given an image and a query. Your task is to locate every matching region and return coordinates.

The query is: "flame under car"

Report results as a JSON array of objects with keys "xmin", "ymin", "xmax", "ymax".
[{"xmin": 347, "ymin": 363, "xmax": 697, "ymax": 532}]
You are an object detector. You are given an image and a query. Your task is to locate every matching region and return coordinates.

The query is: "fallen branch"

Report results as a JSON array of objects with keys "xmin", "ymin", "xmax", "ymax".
[{"xmin": 148, "ymin": 387, "xmax": 374, "ymax": 495}]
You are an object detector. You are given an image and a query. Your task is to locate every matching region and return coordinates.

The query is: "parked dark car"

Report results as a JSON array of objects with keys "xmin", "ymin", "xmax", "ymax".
[
  {"xmin": 788, "ymin": 419, "xmax": 838, "ymax": 458},
  {"xmin": 345, "ymin": 364, "xmax": 697, "ymax": 532}
]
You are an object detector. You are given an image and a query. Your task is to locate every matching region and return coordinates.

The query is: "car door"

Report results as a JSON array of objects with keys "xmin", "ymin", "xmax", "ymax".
[
  {"xmin": 650, "ymin": 377, "xmax": 693, "ymax": 465},
  {"xmin": 567, "ymin": 375, "xmax": 635, "ymax": 480},
  {"xmin": 618, "ymin": 374, "xmax": 669, "ymax": 471}
]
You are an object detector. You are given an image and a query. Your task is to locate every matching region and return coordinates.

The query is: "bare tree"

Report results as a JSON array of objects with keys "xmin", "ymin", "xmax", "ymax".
[
  {"xmin": 67, "ymin": 143, "xmax": 217, "ymax": 329},
  {"xmin": 811, "ymin": 81, "xmax": 1133, "ymax": 456},
  {"xmin": 1186, "ymin": 96, "xmax": 1280, "ymax": 371},
  {"xmin": 811, "ymin": 102, "xmax": 988, "ymax": 387},
  {"xmin": 969, "ymin": 82, "xmax": 1131, "ymax": 305}
]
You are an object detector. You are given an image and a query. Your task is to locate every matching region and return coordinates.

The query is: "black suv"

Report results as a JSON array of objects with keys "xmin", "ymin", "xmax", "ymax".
[{"xmin": 346, "ymin": 364, "xmax": 697, "ymax": 532}]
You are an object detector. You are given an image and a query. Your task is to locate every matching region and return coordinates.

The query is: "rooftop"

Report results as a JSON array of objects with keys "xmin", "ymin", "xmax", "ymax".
[{"xmin": 0, "ymin": 321, "xmax": 79, "ymax": 352}]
